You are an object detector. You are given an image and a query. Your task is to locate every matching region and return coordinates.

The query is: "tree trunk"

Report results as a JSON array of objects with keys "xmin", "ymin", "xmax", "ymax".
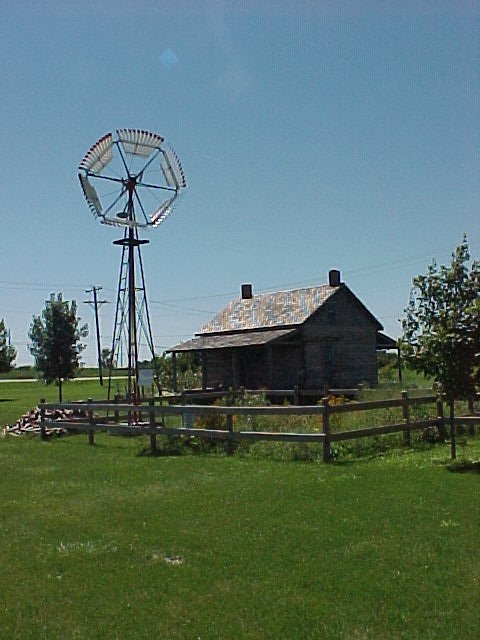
[{"xmin": 58, "ymin": 378, "xmax": 63, "ymax": 403}]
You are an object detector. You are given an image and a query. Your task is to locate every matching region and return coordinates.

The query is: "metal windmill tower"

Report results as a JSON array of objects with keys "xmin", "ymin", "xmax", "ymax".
[{"xmin": 78, "ymin": 129, "xmax": 186, "ymax": 402}]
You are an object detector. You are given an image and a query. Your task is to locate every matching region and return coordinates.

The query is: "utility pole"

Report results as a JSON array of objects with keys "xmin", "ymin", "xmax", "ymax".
[{"xmin": 84, "ymin": 286, "xmax": 108, "ymax": 385}]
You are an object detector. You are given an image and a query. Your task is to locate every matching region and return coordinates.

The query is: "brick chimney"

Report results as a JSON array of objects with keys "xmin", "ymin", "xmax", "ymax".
[
  {"xmin": 328, "ymin": 269, "xmax": 341, "ymax": 287},
  {"xmin": 241, "ymin": 283, "xmax": 253, "ymax": 299}
]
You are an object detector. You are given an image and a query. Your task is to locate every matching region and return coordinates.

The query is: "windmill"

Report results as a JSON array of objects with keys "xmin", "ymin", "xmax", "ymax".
[{"xmin": 78, "ymin": 129, "xmax": 186, "ymax": 402}]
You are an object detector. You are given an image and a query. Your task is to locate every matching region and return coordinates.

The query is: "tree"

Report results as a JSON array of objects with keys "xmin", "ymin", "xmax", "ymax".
[
  {"xmin": 0, "ymin": 319, "xmax": 16, "ymax": 372},
  {"xmin": 29, "ymin": 293, "xmax": 88, "ymax": 401},
  {"xmin": 100, "ymin": 347, "xmax": 113, "ymax": 370},
  {"xmin": 401, "ymin": 237, "xmax": 480, "ymax": 457},
  {"xmin": 152, "ymin": 351, "xmax": 201, "ymax": 390}
]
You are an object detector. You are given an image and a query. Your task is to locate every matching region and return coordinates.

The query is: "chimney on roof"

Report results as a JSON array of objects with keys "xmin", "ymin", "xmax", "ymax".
[
  {"xmin": 328, "ymin": 269, "xmax": 341, "ymax": 287},
  {"xmin": 241, "ymin": 283, "xmax": 253, "ymax": 299}
]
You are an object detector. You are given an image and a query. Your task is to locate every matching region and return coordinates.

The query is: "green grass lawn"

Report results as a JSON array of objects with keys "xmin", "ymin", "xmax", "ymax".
[
  {"xmin": 0, "ymin": 433, "xmax": 478, "ymax": 639},
  {"xmin": 0, "ymin": 378, "xmax": 127, "ymax": 427}
]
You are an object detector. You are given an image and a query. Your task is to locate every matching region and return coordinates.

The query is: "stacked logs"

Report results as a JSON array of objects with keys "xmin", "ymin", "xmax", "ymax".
[{"xmin": 2, "ymin": 407, "xmax": 88, "ymax": 438}]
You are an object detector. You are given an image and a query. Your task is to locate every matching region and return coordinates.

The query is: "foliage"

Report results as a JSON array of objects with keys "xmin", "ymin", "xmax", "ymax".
[
  {"xmin": 190, "ymin": 389, "xmax": 270, "ymax": 454},
  {"xmin": 175, "ymin": 351, "xmax": 202, "ymax": 389},
  {"xmin": 100, "ymin": 347, "xmax": 113, "ymax": 370},
  {"xmin": 377, "ymin": 351, "xmax": 396, "ymax": 369},
  {"xmin": 401, "ymin": 238, "xmax": 480, "ymax": 400},
  {"xmin": 29, "ymin": 293, "xmax": 88, "ymax": 400},
  {"xmin": 0, "ymin": 318, "xmax": 16, "ymax": 372},
  {"xmin": 152, "ymin": 351, "xmax": 201, "ymax": 390}
]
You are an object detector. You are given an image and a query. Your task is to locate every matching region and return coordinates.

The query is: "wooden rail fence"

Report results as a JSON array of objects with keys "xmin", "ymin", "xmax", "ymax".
[{"xmin": 37, "ymin": 390, "xmax": 477, "ymax": 461}]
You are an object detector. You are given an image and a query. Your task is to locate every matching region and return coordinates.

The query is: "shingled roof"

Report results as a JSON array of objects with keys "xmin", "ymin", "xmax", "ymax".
[
  {"xmin": 200, "ymin": 285, "xmax": 338, "ymax": 335},
  {"xmin": 168, "ymin": 271, "xmax": 390, "ymax": 354}
]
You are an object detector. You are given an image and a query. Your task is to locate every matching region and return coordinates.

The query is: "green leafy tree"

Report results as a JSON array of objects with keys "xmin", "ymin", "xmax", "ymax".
[
  {"xmin": 401, "ymin": 238, "xmax": 480, "ymax": 456},
  {"xmin": 152, "ymin": 351, "xmax": 201, "ymax": 390},
  {"xmin": 29, "ymin": 293, "xmax": 88, "ymax": 401},
  {"xmin": 152, "ymin": 353, "xmax": 172, "ymax": 388},
  {"xmin": 0, "ymin": 319, "xmax": 16, "ymax": 372},
  {"xmin": 100, "ymin": 347, "xmax": 113, "ymax": 370},
  {"xmin": 175, "ymin": 351, "xmax": 201, "ymax": 389}
]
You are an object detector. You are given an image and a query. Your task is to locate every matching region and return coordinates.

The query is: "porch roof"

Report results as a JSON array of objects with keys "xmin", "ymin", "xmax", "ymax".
[
  {"xmin": 376, "ymin": 332, "xmax": 397, "ymax": 350},
  {"xmin": 168, "ymin": 328, "xmax": 297, "ymax": 352}
]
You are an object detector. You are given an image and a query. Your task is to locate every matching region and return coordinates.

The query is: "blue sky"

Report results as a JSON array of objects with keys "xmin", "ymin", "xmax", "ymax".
[{"xmin": 0, "ymin": 1, "xmax": 478, "ymax": 366}]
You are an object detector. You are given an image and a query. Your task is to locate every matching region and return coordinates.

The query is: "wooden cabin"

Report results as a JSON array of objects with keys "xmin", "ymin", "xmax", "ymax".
[{"xmin": 168, "ymin": 270, "xmax": 396, "ymax": 391}]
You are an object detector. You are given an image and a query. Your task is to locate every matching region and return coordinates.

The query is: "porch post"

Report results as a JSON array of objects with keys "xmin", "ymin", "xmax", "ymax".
[
  {"xmin": 171, "ymin": 352, "xmax": 177, "ymax": 392},
  {"xmin": 397, "ymin": 346, "xmax": 403, "ymax": 384}
]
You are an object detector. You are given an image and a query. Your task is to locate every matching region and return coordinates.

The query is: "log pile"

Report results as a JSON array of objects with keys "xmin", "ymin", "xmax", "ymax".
[{"xmin": 2, "ymin": 407, "xmax": 88, "ymax": 438}]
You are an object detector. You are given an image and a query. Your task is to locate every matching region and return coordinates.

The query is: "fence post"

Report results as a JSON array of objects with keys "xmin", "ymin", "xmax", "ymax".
[
  {"xmin": 322, "ymin": 397, "xmax": 331, "ymax": 462},
  {"xmin": 87, "ymin": 398, "xmax": 95, "ymax": 445},
  {"xmin": 294, "ymin": 385, "xmax": 299, "ymax": 405},
  {"xmin": 449, "ymin": 400, "xmax": 456, "ymax": 460},
  {"xmin": 436, "ymin": 396, "xmax": 446, "ymax": 440},
  {"xmin": 40, "ymin": 398, "xmax": 46, "ymax": 440},
  {"xmin": 114, "ymin": 394, "xmax": 120, "ymax": 423},
  {"xmin": 467, "ymin": 397, "xmax": 474, "ymax": 414},
  {"xmin": 401, "ymin": 390, "xmax": 410, "ymax": 446},
  {"xmin": 467, "ymin": 397, "xmax": 475, "ymax": 435},
  {"xmin": 226, "ymin": 412, "xmax": 234, "ymax": 456},
  {"xmin": 149, "ymin": 398, "xmax": 157, "ymax": 453}
]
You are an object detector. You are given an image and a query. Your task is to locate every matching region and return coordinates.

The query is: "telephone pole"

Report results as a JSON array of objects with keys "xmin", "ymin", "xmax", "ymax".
[{"xmin": 84, "ymin": 286, "xmax": 108, "ymax": 385}]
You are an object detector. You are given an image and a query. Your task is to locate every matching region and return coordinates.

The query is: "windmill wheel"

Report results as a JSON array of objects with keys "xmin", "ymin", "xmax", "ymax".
[{"xmin": 78, "ymin": 129, "xmax": 186, "ymax": 229}]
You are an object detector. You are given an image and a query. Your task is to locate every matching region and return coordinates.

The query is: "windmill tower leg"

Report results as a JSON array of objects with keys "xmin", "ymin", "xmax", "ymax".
[
  {"xmin": 127, "ymin": 225, "xmax": 137, "ymax": 402},
  {"xmin": 111, "ymin": 234, "xmax": 150, "ymax": 404}
]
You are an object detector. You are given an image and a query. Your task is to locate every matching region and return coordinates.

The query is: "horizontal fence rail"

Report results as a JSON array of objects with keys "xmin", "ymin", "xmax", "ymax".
[
  {"xmin": 174, "ymin": 387, "xmax": 361, "ymax": 404},
  {"xmin": 35, "ymin": 389, "xmax": 478, "ymax": 461}
]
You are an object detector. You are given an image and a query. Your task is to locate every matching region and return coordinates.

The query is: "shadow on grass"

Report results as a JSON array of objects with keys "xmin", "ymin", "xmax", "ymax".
[
  {"xmin": 137, "ymin": 447, "xmax": 184, "ymax": 458},
  {"xmin": 330, "ymin": 459, "xmax": 356, "ymax": 467},
  {"xmin": 447, "ymin": 459, "xmax": 480, "ymax": 473}
]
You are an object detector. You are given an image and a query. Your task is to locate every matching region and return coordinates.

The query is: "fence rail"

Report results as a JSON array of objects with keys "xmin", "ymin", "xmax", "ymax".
[
  {"xmin": 174, "ymin": 387, "xmax": 361, "ymax": 405},
  {"xmin": 36, "ymin": 389, "xmax": 475, "ymax": 461}
]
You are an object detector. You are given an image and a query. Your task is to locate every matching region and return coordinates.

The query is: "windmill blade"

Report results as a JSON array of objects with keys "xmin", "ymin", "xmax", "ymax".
[
  {"xmin": 78, "ymin": 174, "xmax": 103, "ymax": 217},
  {"xmin": 160, "ymin": 161, "xmax": 177, "ymax": 189},
  {"xmin": 99, "ymin": 217, "xmax": 122, "ymax": 228},
  {"xmin": 161, "ymin": 146, "xmax": 186, "ymax": 189},
  {"xmin": 101, "ymin": 215, "xmax": 149, "ymax": 229},
  {"xmin": 116, "ymin": 129, "xmax": 164, "ymax": 157},
  {"xmin": 150, "ymin": 197, "xmax": 175, "ymax": 227},
  {"xmin": 79, "ymin": 133, "xmax": 113, "ymax": 174}
]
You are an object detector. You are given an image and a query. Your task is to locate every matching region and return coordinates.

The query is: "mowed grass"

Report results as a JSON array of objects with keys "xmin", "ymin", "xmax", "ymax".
[
  {"xmin": 0, "ymin": 378, "xmax": 125, "ymax": 427},
  {"xmin": 0, "ymin": 433, "xmax": 478, "ymax": 639}
]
